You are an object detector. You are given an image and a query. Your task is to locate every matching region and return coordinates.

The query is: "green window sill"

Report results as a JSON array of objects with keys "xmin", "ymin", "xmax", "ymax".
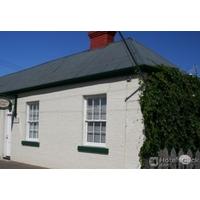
[
  {"xmin": 21, "ymin": 141, "xmax": 40, "ymax": 147},
  {"xmin": 77, "ymin": 145, "xmax": 109, "ymax": 155}
]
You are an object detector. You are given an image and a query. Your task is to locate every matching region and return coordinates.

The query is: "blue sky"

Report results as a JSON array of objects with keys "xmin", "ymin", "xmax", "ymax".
[{"xmin": 0, "ymin": 31, "xmax": 199, "ymax": 76}]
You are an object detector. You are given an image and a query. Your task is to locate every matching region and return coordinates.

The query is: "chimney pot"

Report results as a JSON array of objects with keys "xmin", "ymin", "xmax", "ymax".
[{"xmin": 88, "ymin": 31, "xmax": 116, "ymax": 49}]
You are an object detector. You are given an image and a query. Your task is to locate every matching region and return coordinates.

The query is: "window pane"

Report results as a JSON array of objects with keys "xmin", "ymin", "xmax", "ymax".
[
  {"xmin": 33, "ymin": 131, "xmax": 36, "ymax": 139},
  {"xmin": 94, "ymin": 122, "xmax": 100, "ymax": 143},
  {"xmin": 101, "ymin": 97, "xmax": 106, "ymax": 120},
  {"xmin": 35, "ymin": 122, "xmax": 39, "ymax": 138},
  {"xmin": 101, "ymin": 122, "xmax": 106, "ymax": 143},
  {"xmin": 88, "ymin": 122, "xmax": 93, "ymax": 132},
  {"xmin": 29, "ymin": 122, "xmax": 33, "ymax": 130},
  {"xmin": 87, "ymin": 99, "xmax": 93, "ymax": 120},
  {"xmin": 36, "ymin": 106, "xmax": 39, "ymax": 120},
  {"xmin": 29, "ymin": 131, "xmax": 33, "ymax": 139},
  {"xmin": 101, "ymin": 122, "xmax": 106, "ymax": 132},
  {"xmin": 36, "ymin": 106, "xmax": 39, "ymax": 121},
  {"xmin": 87, "ymin": 122, "xmax": 93, "ymax": 142},
  {"xmin": 101, "ymin": 133, "xmax": 106, "ymax": 143},
  {"xmin": 87, "ymin": 132, "xmax": 93, "ymax": 142},
  {"xmin": 29, "ymin": 122, "xmax": 39, "ymax": 139},
  {"xmin": 93, "ymin": 98, "xmax": 100, "ymax": 120},
  {"xmin": 29, "ymin": 105, "xmax": 33, "ymax": 121},
  {"xmin": 33, "ymin": 112, "xmax": 36, "ymax": 121},
  {"xmin": 29, "ymin": 123, "xmax": 33, "ymax": 138},
  {"xmin": 29, "ymin": 129, "xmax": 32, "ymax": 138}
]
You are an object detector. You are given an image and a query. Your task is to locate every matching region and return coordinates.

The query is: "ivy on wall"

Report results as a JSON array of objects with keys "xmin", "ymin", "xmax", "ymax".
[{"xmin": 139, "ymin": 66, "xmax": 200, "ymax": 167}]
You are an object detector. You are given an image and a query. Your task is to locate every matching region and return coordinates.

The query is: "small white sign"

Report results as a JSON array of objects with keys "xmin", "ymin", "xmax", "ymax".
[{"xmin": 0, "ymin": 97, "xmax": 11, "ymax": 109}]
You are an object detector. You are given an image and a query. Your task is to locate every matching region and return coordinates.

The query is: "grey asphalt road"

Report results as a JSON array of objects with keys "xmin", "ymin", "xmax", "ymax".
[{"xmin": 0, "ymin": 159, "xmax": 46, "ymax": 169}]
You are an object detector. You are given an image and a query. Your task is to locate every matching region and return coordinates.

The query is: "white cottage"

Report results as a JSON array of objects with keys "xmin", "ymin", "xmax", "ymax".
[{"xmin": 0, "ymin": 32, "xmax": 175, "ymax": 168}]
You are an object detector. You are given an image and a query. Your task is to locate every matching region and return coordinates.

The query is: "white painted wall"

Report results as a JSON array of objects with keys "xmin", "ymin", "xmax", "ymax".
[{"xmin": 2, "ymin": 77, "xmax": 144, "ymax": 168}]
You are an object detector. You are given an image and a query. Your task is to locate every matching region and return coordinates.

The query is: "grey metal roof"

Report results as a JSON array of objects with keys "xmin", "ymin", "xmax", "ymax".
[{"xmin": 0, "ymin": 38, "xmax": 176, "ymax": 94}]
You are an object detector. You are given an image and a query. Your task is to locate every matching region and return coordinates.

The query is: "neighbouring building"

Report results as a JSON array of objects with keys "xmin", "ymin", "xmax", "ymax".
[{"xmin": 0, "ymin": 32, "xmax": 175, "ymax": 168}]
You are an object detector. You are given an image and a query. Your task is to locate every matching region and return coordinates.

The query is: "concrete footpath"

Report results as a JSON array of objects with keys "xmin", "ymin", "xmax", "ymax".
[{"xmin": 0, "ymin": 159, "xmax": 46, "ymax": 169}]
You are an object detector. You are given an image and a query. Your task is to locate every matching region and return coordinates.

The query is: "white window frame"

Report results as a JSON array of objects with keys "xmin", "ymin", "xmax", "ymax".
[
  {"xmin": 83, "ymin": 94, "xmax": 107, "ymax": 147},
  {"xmin": 26, "ymin": 101, "xmax": 39, "ymax": 142}
]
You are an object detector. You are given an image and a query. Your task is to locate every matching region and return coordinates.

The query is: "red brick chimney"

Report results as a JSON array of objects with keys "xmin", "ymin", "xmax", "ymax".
[{"xmin": 88, "ymin": 31, "xmax": 116, "ymax": 49}]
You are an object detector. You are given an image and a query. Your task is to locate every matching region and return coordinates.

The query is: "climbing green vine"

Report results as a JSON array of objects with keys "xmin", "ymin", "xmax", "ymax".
[{"xmin": 139, "ymin": 65, "xmax": 200, "ymax": 167}]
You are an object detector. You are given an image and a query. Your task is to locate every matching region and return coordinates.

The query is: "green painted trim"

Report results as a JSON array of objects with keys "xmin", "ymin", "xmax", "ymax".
[
  {"xmin": 21, "ymin": 141, "xmax": 40, "ymax": 147},
  {"xmin": 77, "ymin": 146, "xmax": 109, "ymax": 155}
]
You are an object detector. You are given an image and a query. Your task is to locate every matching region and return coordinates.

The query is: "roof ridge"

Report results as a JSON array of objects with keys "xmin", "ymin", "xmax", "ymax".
[{"xmin": 130, "ymin": 38, "xmax": 176, "ymax": 67}]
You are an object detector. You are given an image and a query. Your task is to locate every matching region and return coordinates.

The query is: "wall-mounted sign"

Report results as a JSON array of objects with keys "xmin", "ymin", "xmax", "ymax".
[{"xmin": 0, "ymin": 97, "xmax": 11, "ymax": 110}]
